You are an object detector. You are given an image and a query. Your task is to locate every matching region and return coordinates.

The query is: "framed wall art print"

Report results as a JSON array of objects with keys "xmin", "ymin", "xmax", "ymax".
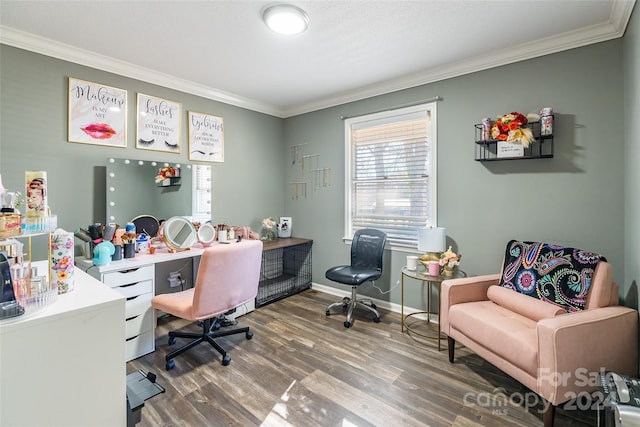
[
  {"xmin": 68, "ymin": 77, "xmax": 127, "ymax": 147},
  {"xmin": 136, "ymin": 93, "xmax": 182, "ymax": 153},
  {"xmin": 188, "ymin": 111, "xmax": 224, "ymax": 162}
]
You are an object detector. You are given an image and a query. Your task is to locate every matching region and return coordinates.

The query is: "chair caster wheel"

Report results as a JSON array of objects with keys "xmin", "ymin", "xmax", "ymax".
[
  {"xmin": 166, "ymin": 360, "xmax": 175, "ymax": 371},
  {"xmin": 246, "ymin": 330, "xmax": 253, "ymax": 339},
  {"xmin": 373, "ymin": 317, "xmax": 381, "ymax": 323},
  {"xmin": 344, "ymin": 321, "xmax": 352, "ymax": 328},
  {"xmin": 222, "ymin": 355, "xmax": 231, "ymax": 366},
  {"xmin": 325, "ymin": 310, "xmax": 331, "ymax": 316},
  {"xmin": 168, "ymin": 336, "xmax": 176, "ymax": 345},
  {"xmin": 371, "ymin": 303, "xmax": 377, "ymax": 309}
]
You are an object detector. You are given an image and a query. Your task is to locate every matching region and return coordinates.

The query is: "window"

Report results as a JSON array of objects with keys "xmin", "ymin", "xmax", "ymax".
[
  {"xmin": 344, "ymin": 102, "xmax": 437, "ymax": 248},
  {"xmin": 192, "ymin": 164, "xmax": 211, "ymax": 222}
]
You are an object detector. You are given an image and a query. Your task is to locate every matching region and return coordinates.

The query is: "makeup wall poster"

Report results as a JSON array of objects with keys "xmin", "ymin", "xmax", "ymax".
[
  {"xmin": 188, "ymin": 111, "xmax": 224, "ymax": 162},
  {"xmin": 68, "ymin": 78, "xmax": 127, "ymax": 147},
  {"xmin": 136, "ymin": 93, "xmax": 182, "ymax": 153}
]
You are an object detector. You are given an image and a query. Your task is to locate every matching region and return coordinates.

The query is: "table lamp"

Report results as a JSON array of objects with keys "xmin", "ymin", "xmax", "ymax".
[{"xmin": 418, "ymin": 226, "xmax": 446, "ymax": 267}]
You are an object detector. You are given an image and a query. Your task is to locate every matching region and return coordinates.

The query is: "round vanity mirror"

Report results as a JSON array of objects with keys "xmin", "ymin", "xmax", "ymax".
[
  {"xmin": 197, "ymin": 223, "xmax": 216, "ymax": 247},
  {"xmin": 162, "ymin": 216, "xmax": 196, "ymax": 251}
]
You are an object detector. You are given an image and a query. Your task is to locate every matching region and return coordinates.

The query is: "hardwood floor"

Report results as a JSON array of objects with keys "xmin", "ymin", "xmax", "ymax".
[{"xmin": 127, "ymin": 289, "xmax": 599, "ymax": 427}]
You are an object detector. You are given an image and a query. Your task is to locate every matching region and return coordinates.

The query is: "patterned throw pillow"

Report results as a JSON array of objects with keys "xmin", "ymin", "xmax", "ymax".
[{"xmin": 499, "ymin": 240, "xmax": 606, "ymax": 312}]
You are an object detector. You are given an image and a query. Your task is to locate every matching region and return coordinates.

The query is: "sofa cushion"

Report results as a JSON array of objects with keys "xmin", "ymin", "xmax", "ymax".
[
  {"xmin": 499, "ymin": 240, "xmax": 606, "ymax": 313},
  {"xmin": 449, "ymin": 301, "xmax": 539, "ymax": 376},
  {"xmin": 487, "ymin": 285, "xmax": 566, "ymax": 321}
]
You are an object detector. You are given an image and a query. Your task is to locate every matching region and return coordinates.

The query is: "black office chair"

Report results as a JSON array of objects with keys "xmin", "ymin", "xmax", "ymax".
[{"xmin": 325, "ymin": 228, "xmax": 387, "ymax": 328}]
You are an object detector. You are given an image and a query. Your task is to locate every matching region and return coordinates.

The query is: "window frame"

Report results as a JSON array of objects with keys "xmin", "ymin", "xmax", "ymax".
[
  {"xmin": 343, "ymin": 102, "xmax": 437, "ymax": 250},
  {"xmin": 192, "ymin": 164, "xmax": 212, "ymax": 222}
]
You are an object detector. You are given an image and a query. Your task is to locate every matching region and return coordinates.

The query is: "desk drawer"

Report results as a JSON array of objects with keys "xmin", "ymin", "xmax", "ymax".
[
  {"xmin": 125, "ymin": 292, "xmax": 153, "ymax": 320},
  {"xmin": 103, "ymin": 265, "xmax": 154, "ymax": 287},
  {"xmin": 125, "ymin": 330, "xmax": 154, "ymax": 362},
  {"xmin": 113, "ymin": 280, "xmax": 153, "ymax": 299},
  {"xmin": 125, "ymin": 309, "xmax": 154, "ymax": 340}
]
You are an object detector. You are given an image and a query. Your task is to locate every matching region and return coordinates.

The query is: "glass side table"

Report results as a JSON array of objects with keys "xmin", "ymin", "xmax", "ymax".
[{"xmin": 401, "ymin": 266, "xmax": 466, "ymax": 350}]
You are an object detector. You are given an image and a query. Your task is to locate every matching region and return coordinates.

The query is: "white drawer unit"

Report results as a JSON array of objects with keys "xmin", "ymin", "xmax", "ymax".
[{"xmin": 95, "ymin": 265, "xmax": 155, "ymax": 361}]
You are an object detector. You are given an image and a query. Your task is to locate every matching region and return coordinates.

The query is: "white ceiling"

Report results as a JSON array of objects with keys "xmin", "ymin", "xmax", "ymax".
[{"xmin": 0, "ymin": 1, "xmax": 636, "ymax": 118}]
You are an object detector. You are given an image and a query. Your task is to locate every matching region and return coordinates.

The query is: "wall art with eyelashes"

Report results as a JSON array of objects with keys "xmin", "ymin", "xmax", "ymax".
[
  {"xmin": 136, "ymin": 93, "xmax": 182, "ymax": 153},
  {"xmin": 188, "ymin": 111, "xmax": 224, "ymax": 163}
]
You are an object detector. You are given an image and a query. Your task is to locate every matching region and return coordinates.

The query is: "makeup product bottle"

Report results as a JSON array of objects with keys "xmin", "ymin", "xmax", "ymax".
[{"xmin": 0, "ymin": 192, "xmax": 22, "ymax": 238}]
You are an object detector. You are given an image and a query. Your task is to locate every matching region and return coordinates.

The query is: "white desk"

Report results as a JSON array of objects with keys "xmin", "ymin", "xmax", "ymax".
[
  {"xmin": 0, "ymin": 261, "xmax": 126, "ymax": 427},
  {"xmin": 76, "ymin": 239, "xmax": 313, "ymax": 362}
]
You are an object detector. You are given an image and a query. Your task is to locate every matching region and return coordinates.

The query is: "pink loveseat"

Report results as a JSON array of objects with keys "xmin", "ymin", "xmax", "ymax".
[{"xmin": 440, "ymin": 241, "xmax": 638, "ymax": 427}]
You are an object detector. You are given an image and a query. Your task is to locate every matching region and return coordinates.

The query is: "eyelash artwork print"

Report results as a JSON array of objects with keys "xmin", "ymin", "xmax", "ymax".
[
  {"xmin": 136, "ymin": 93, "xmax": 182, "ymax": 152},
  {"xmin": 165, "ymin": 141, "xmax": 179, "ymax": 150}
]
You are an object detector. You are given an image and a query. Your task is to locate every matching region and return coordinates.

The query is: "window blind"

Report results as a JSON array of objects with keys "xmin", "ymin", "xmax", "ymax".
[{"xmin": 350, "ymin": 110, "xmax": 432, "ymax": 247}]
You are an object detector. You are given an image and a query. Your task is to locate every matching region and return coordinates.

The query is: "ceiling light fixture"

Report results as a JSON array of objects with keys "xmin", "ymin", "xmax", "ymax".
[{"xmin": 262, "ymin": 4, "xmax": 309, "ymax": 35}]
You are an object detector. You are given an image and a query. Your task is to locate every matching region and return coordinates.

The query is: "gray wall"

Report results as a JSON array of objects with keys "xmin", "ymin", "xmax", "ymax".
[
  {"xmin": 624, "ymin": 6, "xmax": 640, "ymax": 310},
  {"xmin": 285, "ymin": 40, "xmax": 628, "ymax": 309},
  {"xmin": 0, "ymin": 35, "xmax": 634, "ymax": 313},
  {"xmin": 0, "ymin": 45, "xmax": 285, "ymax": 259}
]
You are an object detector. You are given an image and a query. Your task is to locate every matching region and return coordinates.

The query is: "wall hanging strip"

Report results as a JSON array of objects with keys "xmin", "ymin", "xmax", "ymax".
[
  {"xmin": 302, "ymin": 154, "xmax": 319, "ymax": 174},
  {"xmin": 289, "ymin": 182, "xmax": 307, "ymax": 200},
  {"xmin": 339, "ymin": 96, "xmax": 442, "ymax": 120},
  {"xmin": 290, "ymin": 143, "xmax": 308, "ymax": 165},
  {"xmin": 310, "ymin": 168, "xmax": 332, "ymax": 190}
]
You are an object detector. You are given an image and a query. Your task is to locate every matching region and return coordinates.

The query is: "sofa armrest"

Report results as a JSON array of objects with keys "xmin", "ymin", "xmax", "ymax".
[
  {"xmin": 537, "ymin": 306, "xmax": 639, "ymax": 405},
  {"xmin": 440, "ymin": 274, "xmax": 501, "ymax": 335}
]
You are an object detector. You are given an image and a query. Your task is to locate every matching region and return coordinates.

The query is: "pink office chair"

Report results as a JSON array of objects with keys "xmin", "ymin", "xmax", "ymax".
[{"xmin": 151, "ymin": 239, "xmax": 263, "ymax": 370}]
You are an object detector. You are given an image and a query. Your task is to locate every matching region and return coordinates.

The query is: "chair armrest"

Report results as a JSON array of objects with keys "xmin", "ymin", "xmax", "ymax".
[
  {"xmin": 440, "ymin": 274, "xmax": 501, "ymax": 335},
  {"xmin": 537, "ymin": 306, "xmax": 639, "ymax": 405}
]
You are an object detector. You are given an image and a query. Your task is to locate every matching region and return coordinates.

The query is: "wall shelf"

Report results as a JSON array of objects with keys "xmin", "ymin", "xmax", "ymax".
[
  {"xmin": 157, "ymin": 177, "xmax": 181, "ymax": 187},
  {"xmin": 474, "ymin": 118, "xmax": 554, "ymax": 161}
]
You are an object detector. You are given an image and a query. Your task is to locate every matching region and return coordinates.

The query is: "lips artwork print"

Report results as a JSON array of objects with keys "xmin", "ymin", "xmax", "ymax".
[
  {"xmin": 68, "ymin": 77, "xmax": 127, "ymax": 147},
  {"xmin": 80, "ymin": 123, "xmax": 117, "ymax": 139}
]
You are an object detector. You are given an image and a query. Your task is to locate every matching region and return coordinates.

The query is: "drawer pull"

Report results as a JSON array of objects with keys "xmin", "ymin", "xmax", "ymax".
[
  {"xmin": 125, "ymin": 334, "xmax": 139, "ymax": 342},
  {"xmin": 126, "ymin": 295, "xmax": 139, "ymax": 301}
]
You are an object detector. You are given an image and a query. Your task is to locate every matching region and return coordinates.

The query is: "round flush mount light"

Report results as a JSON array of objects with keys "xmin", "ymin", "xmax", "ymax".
[{"xmin": 263, "ymin": 4, "xmax": 309, "ymax": 35}]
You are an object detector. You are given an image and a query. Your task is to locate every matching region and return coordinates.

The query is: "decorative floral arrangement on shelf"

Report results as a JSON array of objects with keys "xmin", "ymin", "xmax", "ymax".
[
  {"xmin": 439, "ymin": 246, "xmax": 461, "ymax": 276},
  {"xmin": 154, "ymin": 167, "xmax": 179, "ymax": 184},
  {"xmin": 491, "ymin": 112, "xmax": 538, "ymax": 148},
  {"xmin": 260, "ymin": 217, "xmax": 278, "ymax": 241}
]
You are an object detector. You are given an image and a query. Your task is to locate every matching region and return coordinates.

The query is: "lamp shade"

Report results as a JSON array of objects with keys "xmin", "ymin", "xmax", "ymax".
[{"xmin": 418, "ymin": 227, "xmax": 446, "ymax": 252}]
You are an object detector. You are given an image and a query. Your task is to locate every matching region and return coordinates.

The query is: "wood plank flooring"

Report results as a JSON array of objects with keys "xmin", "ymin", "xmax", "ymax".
[{"xmin": 127, "ymin": 289, "xmax": 599, "ymax": 427}]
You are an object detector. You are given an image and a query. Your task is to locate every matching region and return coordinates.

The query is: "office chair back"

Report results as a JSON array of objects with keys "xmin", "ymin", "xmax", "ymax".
[
  {"xmin": 191, "ymin": 239, "xmax": 263, "ymax": 320},
  {"xmin": 351, "ymin": 228, "xmax": 387, "ymax": 274}
]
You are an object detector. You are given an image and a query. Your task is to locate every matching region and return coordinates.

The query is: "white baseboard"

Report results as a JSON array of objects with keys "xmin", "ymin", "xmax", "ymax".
[{"xmin": 311, "ymin": 282, "xmax": 436, "ymax": 322}]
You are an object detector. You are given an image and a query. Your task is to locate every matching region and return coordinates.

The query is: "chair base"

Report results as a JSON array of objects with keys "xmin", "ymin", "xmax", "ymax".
[
  {"xmin": 325, "ymin": 285, "xmax": 381, "ymax": 327},
  {"xmin": 165, "ymin": 317, "xmax": 253, "ymax": 370}
]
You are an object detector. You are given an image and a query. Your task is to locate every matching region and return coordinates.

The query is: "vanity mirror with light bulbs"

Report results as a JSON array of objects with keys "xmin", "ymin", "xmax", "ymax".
[{"xmin": 105, "ymin": 158, "xmax": 211, "ymax": 227}]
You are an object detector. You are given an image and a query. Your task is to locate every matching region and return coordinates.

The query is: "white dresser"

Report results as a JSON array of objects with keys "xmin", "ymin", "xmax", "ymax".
[
  {"xmin": 0, "ymin": 261, "xmax": 126, "ymax": 427},
  {"xmin": 102, "ymin": 264, "xmax": 156, "ymax": 361}
]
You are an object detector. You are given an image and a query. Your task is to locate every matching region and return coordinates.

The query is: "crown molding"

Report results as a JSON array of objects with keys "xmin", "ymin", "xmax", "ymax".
[
  {"xmin": 1, "ymin": 0, "xmax": 635, "ymax": 119},
  {"xmin": 282, "ymin": 1, "xmax": 636, "ymax": 117},
  {"xmin": 0, "ymin": 25, "xmax": 284, "ymax": 117}
]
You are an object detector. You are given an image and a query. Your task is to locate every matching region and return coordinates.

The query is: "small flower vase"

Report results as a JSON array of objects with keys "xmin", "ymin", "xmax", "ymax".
[
  {"xmin": 443, "ymin": 265, "xmax": 456, "ymax": 277},
  {"xmin": 260, "ymin": 225, "xmax": 278, "ymax": 241}
]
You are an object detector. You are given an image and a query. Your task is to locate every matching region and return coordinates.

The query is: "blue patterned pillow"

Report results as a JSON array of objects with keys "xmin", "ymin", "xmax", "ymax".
[{"xmin": 499, "ymin": 240, "xmax": 606, "ymax": 313}]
